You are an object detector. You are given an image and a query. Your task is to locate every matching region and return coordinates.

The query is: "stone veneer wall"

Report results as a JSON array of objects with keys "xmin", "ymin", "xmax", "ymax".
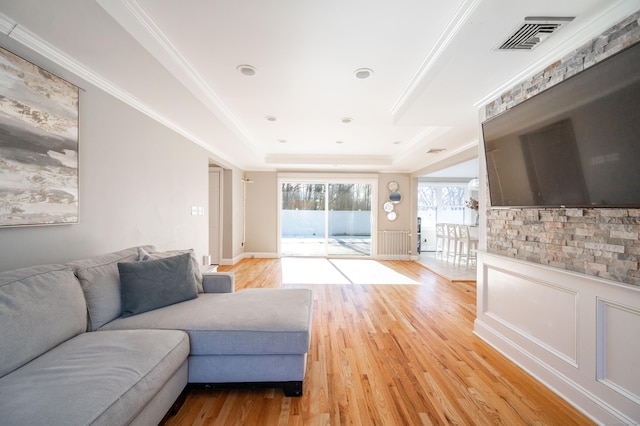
[{"xmin": 483, "ymin": 11, "xmax": 640, "ymax": 286}]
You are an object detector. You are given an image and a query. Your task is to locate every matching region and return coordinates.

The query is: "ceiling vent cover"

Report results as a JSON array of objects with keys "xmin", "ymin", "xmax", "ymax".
[
  {"xmin": 498, "ymin": 17, "xmax": 574, "ymax": 51},
  {"xmin": 426, "ymin": 148, "xmax": 446, "ymax": 154}
]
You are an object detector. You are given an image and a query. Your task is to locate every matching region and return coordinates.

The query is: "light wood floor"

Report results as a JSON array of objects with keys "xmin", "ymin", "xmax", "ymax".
[{"xmin": 163, "ymin": 258, "xmax": 593, "ymax": 425}]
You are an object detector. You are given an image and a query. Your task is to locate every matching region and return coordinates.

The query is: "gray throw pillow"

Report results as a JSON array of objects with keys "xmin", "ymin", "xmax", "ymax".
[{"xmin": 118, "ymin": 252, "xmax": 198, "ymax": 317}]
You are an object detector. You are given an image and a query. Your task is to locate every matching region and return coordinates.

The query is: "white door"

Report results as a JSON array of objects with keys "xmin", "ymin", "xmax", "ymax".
[{"xmin": 208, "ymin": 168, "xmax": 221, "ymax": 265}]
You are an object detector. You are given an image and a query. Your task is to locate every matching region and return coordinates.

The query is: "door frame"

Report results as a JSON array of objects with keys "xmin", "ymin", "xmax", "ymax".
[{"xmin": 208, "ymin": 166, "xmax": 223, "ymax": 265}]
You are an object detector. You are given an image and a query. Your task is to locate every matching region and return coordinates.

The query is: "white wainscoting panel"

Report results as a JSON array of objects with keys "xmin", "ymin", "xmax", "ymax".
[
  {"xmin": 597, "ymin": 299, "xmax": 640, "ymax": 405},
  {"xmin": 485, "ymin": 267, "xmax": 578, "ymax": 365},
  {"xmin": 475, "ymin": 252, "xmax": 640, "ymax": 425}
]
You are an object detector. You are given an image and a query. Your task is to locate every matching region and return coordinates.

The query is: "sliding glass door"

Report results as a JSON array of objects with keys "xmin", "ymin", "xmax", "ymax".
[
  {"xmin": 281, "ymin": 183, "xmax": 327, "ymax": 256},
  {"xmin": 280, "ymin": 177, "xmax": 375, "ymax": 257},
  {"xmin": 326, "ymin": 183, "xmax": 371, "ymax": 256}
]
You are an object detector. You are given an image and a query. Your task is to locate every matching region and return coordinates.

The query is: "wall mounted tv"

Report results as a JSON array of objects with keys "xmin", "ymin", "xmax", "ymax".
[{"xmin": 482, "ymin": 41, "xmax": 640, "ymax": 208}]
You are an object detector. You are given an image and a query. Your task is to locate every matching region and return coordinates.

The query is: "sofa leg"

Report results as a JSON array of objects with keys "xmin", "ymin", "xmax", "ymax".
[
  {"xmin": 282, "ymin": 381, "xmax": 303, "ymax": 397},
  {"xmin": 169, "ymin": 388, "xmax": 187, "ymax": 415}
]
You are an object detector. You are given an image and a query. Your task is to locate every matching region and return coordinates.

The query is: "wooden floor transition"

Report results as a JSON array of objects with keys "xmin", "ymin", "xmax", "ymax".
[{"xmin": 162, "ymin": 258, "xmax": 593, "ymax": 426}]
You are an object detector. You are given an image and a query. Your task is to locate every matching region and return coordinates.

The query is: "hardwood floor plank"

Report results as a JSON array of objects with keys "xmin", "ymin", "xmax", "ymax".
[{"xmin": 162, "ymin": 258, "xmax": 593, "ymax": 426}]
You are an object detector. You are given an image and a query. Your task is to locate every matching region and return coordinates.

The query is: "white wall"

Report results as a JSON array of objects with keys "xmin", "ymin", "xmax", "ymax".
[
  {"xmin": 0, "ymin": 77, "xmax": 210, "ymax": 271},
  {"xmin": 244, "ymin": 171, "xmax": 278, "ymax": 255}
]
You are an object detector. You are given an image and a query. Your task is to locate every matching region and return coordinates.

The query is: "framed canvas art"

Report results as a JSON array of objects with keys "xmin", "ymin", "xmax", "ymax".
[{"xmin": 0, "ymin": 46, "xmax": 79, "ymax": 227}]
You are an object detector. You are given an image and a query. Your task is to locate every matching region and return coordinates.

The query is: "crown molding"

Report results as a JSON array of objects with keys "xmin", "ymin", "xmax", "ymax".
[
  {"xmin": 0, "ymin": 10, "xmax": 239, "ymax": 169},
  {"xmin": 390, "ymin": 0, "xmax": 482, "ymax": 119},
  {"xmin": 265, "ymin": 154, "xmax": 393, "ymax": 166},
  {"xmin": 0, "ymin": 12, "xmax": 15, "ymax": 34},
  {"xmin": 96, "ymin": 0, "xmax": 263, "ymax": 158}
]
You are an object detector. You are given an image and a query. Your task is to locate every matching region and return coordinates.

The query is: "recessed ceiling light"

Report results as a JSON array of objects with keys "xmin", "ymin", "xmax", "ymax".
[
  {"xmin": 393, "ymin": 141, "xmax": 402, "ymax": 145},
  {"xmin": 236, "ymin": 64, "xmax": 256, "ymax": 76},
  {"xmin": 354, "ymin": 68, "xmax": 374, "ymax": 79},
  {"xmin": 265, "ymin": 116, "xmax": 277, "ymax": 122},
  {"xmin": 278, "ymin": 139, "xmax": 287, "ymax": 144},
  {"xmin": 341, "ymin": 117, "xmax": 353, "ymax": 124},
  {"xmin": 336, "ymin": 140, "xmax": 344, "ymax": 144}
]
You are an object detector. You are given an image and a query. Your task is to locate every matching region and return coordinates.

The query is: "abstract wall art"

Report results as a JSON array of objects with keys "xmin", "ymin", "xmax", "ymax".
[{"xmin": 0, "ymin": 46, "xmax": 79, "ymax": 227}]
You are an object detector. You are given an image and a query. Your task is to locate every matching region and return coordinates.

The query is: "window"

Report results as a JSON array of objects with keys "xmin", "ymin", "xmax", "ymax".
[{"xmin": 418, "ymin": 183, "xmax": 466, "ymax": 251}]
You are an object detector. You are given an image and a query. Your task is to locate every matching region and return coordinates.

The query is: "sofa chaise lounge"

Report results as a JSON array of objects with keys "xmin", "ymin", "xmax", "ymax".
[{"xmin": 0, "ymin": 246, "xmax": 313, "ymax": 425}]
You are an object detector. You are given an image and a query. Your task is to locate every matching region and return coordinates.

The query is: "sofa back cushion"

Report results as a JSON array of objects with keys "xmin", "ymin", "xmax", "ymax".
[
  {"xmin": 67, "ymin": 246, "xmax": 154, "ymax": 331},
  {"xmin": 138, "ymin": 247, "xmax": 204, "ymax": 293},
  {"xmin": 0, "ymin": 264, "xmax": 87, "ymax": 378}
]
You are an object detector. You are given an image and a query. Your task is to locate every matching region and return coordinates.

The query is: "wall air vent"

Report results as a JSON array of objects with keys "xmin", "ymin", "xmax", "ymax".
[{"xmin": 498, "ymin": 17, "xmax": 574, "ymax": 51}]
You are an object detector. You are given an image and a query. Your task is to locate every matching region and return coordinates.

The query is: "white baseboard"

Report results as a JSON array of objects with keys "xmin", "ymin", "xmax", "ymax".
[
  {"xmin": 375, "ymin": 254, "xmax": 412, "ymax": 261},
  {"xmin": 243, "ymin": 252, "xmax": 279, "ymax": 259},
  {"xmin": 221, "ymin": 252, "xmax": 279, "ymax": 265}
]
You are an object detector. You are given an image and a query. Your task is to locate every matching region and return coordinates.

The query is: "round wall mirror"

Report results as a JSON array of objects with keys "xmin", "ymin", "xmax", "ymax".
[
  {"xmin": 388, "ymin": 181, "xmax": 399, "ymax": 192},
  {"xmin": 387, "ymin": 211, "xmax": 397, "ymax": 221},
  {"xmin": 389, "ymin": 192, "xmax": 401, "ymax": 203},
  {"xmin": 383, "ymin": 201, "xmax": 394, "ymax": 212}
]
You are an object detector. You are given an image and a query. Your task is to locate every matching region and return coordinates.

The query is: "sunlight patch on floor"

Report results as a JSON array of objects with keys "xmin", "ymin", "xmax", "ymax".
[
  {"xmin": 330, "ymin": 259, "xmax": 418, "ymax": 285},
  {"xmin": 281, "ymin": 258, "xmax": 350, "ymax": 284},
  {"xmin": 281, "ymin": 258, "xmax": 418, "ymax": 285}
]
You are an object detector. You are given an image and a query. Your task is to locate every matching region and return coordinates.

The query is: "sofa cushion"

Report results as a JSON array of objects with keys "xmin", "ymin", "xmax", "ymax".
[
  {"xmin": 100, "ymin": 288, "xmax": 313, "ymax": 355},
  {"xmin": 67, "ymin": 246, "xmax": 154, "ymax": 331},
  {"xmin": 119, "ymin": 252, "xmax": 198, "ymax": 317},
  {"xmin": 139, "ymin": 247, "xmax": 204, "ymax": 293},
  {"xmin": 0, "ymin": 329, "xmax": 189, "ymax": 426},
  {"xmin": 0, "ymin": 264, "xmax": 86, "ymax": 378}
]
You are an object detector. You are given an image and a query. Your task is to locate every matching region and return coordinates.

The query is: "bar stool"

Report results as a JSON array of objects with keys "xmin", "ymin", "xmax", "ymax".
[
  {"xmin": 435, "ymin": 223, "xmax": 446, "ymax": 259},
  {"xmin": 445, "ymin": 224, "xmax": 460, "ymax": 263},
  {"xmin": 457, "ymin": 225, "xmax": 478, "ymax": 269}
]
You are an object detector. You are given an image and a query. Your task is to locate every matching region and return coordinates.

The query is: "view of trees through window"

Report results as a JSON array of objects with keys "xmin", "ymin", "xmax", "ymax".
[
  {"xmin": 282, "ymin": 183, "xmax": 371, "ymax": 211},
  {"xmin": 282, "ymin": 183, "xmax": 325, "ymax": 210}
]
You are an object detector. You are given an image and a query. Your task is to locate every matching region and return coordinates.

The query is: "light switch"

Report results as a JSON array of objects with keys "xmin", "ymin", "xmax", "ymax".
[{"xmin": 191, "ymin": 206, "xmax": 198, "ymax": 215}]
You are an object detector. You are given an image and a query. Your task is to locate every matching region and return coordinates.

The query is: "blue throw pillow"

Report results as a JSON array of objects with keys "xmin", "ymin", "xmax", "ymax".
[{"xmin": 118, "ymin": 252, "xmax": 198, "ymax": 317}]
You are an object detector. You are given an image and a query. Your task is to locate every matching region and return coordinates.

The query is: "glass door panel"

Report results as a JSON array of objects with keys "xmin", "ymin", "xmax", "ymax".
[
  {"xmin": 327, "ymin": 183, "xmax": 371, "ymax": 256},
  {"xmin": 281, "ymin": 183, "xmax": 326, "ymax": 256}
]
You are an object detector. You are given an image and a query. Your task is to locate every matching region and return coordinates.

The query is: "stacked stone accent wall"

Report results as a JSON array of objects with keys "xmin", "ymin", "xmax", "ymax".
[{"xmin": 484, "ymin": 11, "xmax": 640, "ymax": 286}]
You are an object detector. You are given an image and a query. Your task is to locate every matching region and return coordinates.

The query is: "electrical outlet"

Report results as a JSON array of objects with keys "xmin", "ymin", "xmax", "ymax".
[
  {"xmin": 198, "ymin": 206, "xmax": 204, "ymax": 215},
  {"xmin": 191, "ymin": 206, "xmax": 198, "ymax": 215}
]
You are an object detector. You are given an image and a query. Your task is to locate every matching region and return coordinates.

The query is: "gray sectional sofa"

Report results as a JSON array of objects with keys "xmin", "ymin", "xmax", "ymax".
[{"xmin": 0, "ymin": 246, "xmax": 313, "ymax": 425}]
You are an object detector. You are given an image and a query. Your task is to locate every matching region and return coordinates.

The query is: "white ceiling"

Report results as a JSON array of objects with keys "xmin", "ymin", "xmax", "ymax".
[{"xmin": 0, "ymin": 0, "xmax": 636, "ymax": 174}]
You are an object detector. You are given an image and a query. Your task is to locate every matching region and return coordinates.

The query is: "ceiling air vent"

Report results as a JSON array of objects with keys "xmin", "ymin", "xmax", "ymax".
[
  {"xmin": 426, "ymin": 148, "xmax": 446, "ymax": 154},
  {"xmin": 498, "ymin": 17, "xmax": 574, "ymax": 51}
]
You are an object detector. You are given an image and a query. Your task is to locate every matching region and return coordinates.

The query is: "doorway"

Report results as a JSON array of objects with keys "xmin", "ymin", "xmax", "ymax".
[
  {"xmin": 279, "ymin": 177, "xmax": 376, "ymax": 257},
  {"xmin": 417, "ymin": 159, "xmax": 479, "ymax": 252},
  {"xmin": 208, "ymin": 167, "xmax": 222, "ymax": 265}
]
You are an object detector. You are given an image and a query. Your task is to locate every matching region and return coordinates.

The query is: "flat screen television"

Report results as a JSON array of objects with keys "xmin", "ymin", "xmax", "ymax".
[{"xmin": 482, "ymin": 41, "xmax": 640, "ymax": 208}]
